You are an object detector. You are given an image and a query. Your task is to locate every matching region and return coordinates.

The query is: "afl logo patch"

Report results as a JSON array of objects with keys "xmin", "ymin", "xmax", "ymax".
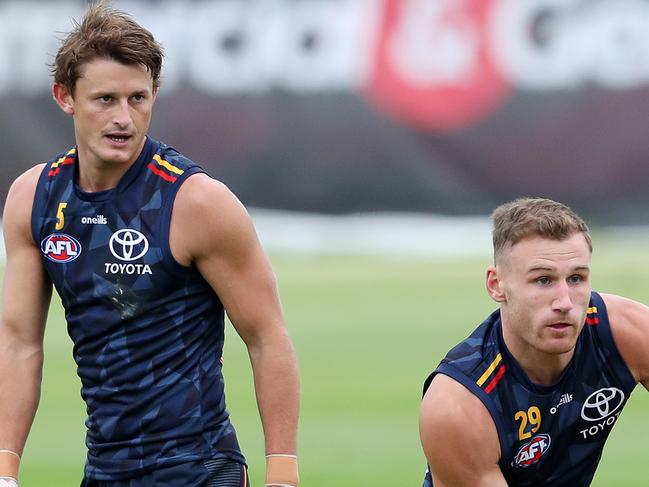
[
  {"xmin": 512, "ymin": 434, "xmax": 551, "ymax": 468},
  {"xmin": 41, "ymin": 233, "xmax": 82, "ymax": 263}
]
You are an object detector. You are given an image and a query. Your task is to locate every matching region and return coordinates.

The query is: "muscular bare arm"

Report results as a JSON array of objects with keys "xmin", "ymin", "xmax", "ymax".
[
  {"xmin": 419, "ymin": 374, "xmax": 507, "ymax": 487},
  {"xmin": 0, "ymin": 165, "xmax": 52, "ymax": 478},
  {"xmin": 602, "ymin": 293, "xmax": 649, "ymax": 391},
  {"xmin": 170, "ymin": 174, "xmax": 300, "ymax": 478}
]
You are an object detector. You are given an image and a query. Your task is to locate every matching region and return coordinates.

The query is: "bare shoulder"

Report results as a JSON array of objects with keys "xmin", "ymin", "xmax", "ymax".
[
  {"xmin": 175, "ymin": 172, "xmax": 237, "ymax": 208},
  {"xmin": 5, "ymin": 164, "xmax": 44, "ymax": 209},
  {"xmin": 420, "ymin": 374, "xmax": 505, "ymax": 486},
  {"xmin": 600, "ymin": 293, "xmax": 649, "ymax": 387},
  {"xmin": 171, "ymin": 173, "xmax": 257, "ymax": 262},
  {"xmin": 601, "ymin": 292, "xmax": 649, "ymax": 321},
  {"xmin": 3, "ymin": 164, "xmax": 46, "ymax": 240},
  {"xmin": 175, "ymin": 173, "xmax": 248, "ymax": 226}
]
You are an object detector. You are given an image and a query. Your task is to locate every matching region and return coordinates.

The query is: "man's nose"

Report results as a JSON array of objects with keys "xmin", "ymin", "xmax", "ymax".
[
  {"xmin": 552, "ymin": 281, "xmax": 574, "ymax": 313},
  {"xmin": 112, "ymin": 99, "xmax": 132, "ymax": 128}
]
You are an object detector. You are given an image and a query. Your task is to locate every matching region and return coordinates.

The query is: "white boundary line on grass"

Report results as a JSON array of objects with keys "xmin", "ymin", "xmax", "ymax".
[{"xmin": 248, "ymin": 209, "xmax": 493, "ymax": 257}]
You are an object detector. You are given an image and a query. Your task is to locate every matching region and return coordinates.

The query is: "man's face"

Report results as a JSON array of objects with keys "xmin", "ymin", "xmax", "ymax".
[
  {"xmin": 490, "ymin": 233, "xmax": 592, "ymax": 357},
  {"xmin": 55, "ymin": 57, "xmax": 156, "ymax": 168}
]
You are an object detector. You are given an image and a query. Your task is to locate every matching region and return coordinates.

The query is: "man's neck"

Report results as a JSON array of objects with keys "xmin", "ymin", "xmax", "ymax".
[
  {"xmin": 501, "ymin": 323, "xmax": 575, "ymax": 386},
  {"xmin": 75, "ymin": 139, "xmax": 146, "ymax": 193}
]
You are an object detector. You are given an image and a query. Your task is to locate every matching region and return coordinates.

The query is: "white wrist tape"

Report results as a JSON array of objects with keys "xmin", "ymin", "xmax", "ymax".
[{"xmin": 0, "ymin": 477, "xmax": 18, "ymax": 487}]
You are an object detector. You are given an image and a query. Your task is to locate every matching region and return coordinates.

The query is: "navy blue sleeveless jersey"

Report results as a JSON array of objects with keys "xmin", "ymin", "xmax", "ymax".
[
  {"xmin": 31, "ymin": 137, "xmax": 245, "ymax": 480},
  {"xmin": 422, "ymin": 292, "xmax": 636, "ymax": 487}
]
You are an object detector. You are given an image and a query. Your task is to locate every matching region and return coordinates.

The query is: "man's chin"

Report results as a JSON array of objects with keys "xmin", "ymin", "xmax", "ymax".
[
  {"xmin": 541, "ymin": 338, "xmax": 578, "ymax": 356},
  {"xmin": 97, "ymin": 146, "xmax": 138, "ymax": 165}
]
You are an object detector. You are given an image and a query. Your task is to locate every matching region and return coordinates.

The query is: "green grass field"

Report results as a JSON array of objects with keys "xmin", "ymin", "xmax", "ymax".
[{"xmin": 6, "ymin": 235, "xmax": 649, "ymax": 486}]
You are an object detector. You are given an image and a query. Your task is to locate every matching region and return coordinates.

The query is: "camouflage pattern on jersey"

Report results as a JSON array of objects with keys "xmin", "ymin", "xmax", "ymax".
[
  {"xmin": 32, "ymin": 138, "xmax": 244, "ymax": 480},
  {"xmin": 422, "ymin": 292, "xmax": 636, "ymax": 487}
]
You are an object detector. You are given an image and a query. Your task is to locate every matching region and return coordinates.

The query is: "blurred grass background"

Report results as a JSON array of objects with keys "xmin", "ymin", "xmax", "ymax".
[{"xmin": 7, "ymin": 231, "xmax": 649, "ymax": 486}]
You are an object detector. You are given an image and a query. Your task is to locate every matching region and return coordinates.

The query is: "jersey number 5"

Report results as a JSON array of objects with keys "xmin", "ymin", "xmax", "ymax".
[
  {"xmin": 56, "ymin": 202, "xmax": 68, "ymax": 230},
  {"xmin": 514, "ymin": 406, "xmax": 542, "ymax": 440}
]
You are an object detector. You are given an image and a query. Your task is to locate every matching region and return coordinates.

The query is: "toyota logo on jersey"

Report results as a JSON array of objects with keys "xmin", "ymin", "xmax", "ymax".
[
  {"xmin": 512, "ymin": 434, "xmax": 551, "ymax": 468},
  {"xmin": 109, "ymin": 229, "xmax": 149, "ymax": 262},
  {"xmin": 581, "ymin": 388, "xmax": 625, "ymax": 422},
  {"xmin": 41, "ymin": 233, "xmax": 82, "ymax": 263}
]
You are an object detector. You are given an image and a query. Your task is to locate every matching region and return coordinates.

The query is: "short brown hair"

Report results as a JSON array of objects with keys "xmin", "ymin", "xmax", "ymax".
[
  {"xmin": 51, "ymin": 0, "xmax": 164, "ymax": 96},
  {"xmin": 492, "ymin": 197, "xmax": 592, "ymax": 262}
]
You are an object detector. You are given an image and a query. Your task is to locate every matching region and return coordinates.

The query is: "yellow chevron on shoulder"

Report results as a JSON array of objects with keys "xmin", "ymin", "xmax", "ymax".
[
  {"xmin": 51, "ymin": 147, "xmax": 76, "ymax": 168},
  {"xmin": 153, "ymin": 154, "xmax": 184, "ymax": 175},
  {"xmin": 587, "ymin": 306, "xmax": 597, "ymax": 315},
  {"xmin": 477, "ymin": 353, "xmax": 503, "ymax": 387}
]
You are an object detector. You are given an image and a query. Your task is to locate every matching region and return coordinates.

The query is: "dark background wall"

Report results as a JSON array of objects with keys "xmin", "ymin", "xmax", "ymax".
[{"xmin": 2, "ymin": 0, "xmax": 649, "ymax": 224}]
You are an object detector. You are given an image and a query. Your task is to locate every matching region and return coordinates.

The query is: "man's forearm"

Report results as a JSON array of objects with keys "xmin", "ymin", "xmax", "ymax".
[
  {"xmin": 249, "ymin": 334, "xmax": 300, "ymax": 455},
  {"xmin": 249, "ymin": 334, "xmax": 300, "ymax": 486},
  {"xmin": 0, "ymin": 342, "xmax": 43, "ymax": 475}
]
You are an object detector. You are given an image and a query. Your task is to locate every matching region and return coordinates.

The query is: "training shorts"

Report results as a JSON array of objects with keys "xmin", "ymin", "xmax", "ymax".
[{"xmin": 80, "ymin": 457, "xmax": 250, "ymax": 487}]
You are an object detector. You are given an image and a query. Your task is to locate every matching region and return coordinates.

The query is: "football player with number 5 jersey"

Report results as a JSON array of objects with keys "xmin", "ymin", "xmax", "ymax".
[{"xmin": 0, "ymin": 2, "xmax": 300, "ymax": 486}]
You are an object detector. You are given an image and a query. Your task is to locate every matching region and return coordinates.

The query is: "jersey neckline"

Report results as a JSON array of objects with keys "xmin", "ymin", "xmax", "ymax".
[
  {"xmin": 73, "ymin": 137, "xmax": 158, "ymax": 202},
  {"xmin": 495, "ymin": 314, "xmax": 581, "ymax": 395}
]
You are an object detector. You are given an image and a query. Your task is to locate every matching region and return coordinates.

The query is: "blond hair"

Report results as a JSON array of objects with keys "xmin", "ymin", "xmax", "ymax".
[{"xmin": 492, "ymin": 197, "xmax": 592, "ymax": 263}]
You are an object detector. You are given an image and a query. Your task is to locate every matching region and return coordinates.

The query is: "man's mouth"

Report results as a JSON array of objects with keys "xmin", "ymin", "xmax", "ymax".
[
  {"xmin": 106, "ymin": 134, "xmax": 131, "ymax": 143},
  {"xmin": 548, "ymin": 322, "xmax": 572, "ymax": 330}
]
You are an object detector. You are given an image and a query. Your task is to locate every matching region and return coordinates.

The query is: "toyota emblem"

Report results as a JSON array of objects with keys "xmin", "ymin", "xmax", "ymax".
[
  {"xmin": 109, "ymin": 229, "xmax": 149, "ymax": 262},
  {"xmin": 580, "ymin": 387, "xmax": 625, "ymax": 422}
]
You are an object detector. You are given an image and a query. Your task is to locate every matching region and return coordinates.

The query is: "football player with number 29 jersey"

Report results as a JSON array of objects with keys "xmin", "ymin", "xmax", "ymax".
[{"xmin": 420, "ymin": 198, "xmax": 649, "ymax": 487}]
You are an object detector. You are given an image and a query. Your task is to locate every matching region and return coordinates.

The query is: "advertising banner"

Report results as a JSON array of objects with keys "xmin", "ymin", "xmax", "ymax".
[{"xmin": 2, "ymin": 0, "xmax": 649, "ymax": 222}]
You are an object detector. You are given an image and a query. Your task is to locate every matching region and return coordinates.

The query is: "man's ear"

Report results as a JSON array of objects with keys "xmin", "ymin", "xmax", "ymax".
[
  {"xmin": 52, "ymin": 83, "xmax": 75, "ymax": 115},
  {"xmin": 486, "ymin": 266, "xmax": 506, "ymax": 303}
]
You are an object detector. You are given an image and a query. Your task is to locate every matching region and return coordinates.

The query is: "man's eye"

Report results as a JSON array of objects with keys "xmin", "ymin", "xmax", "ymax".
[
  {"xmin": 568, "ymin": 275, "xmax": 583, "ymax": 284},
  {"xmin": 536, "ymin": 277, "xmax": 551, "ymax": 285}
]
